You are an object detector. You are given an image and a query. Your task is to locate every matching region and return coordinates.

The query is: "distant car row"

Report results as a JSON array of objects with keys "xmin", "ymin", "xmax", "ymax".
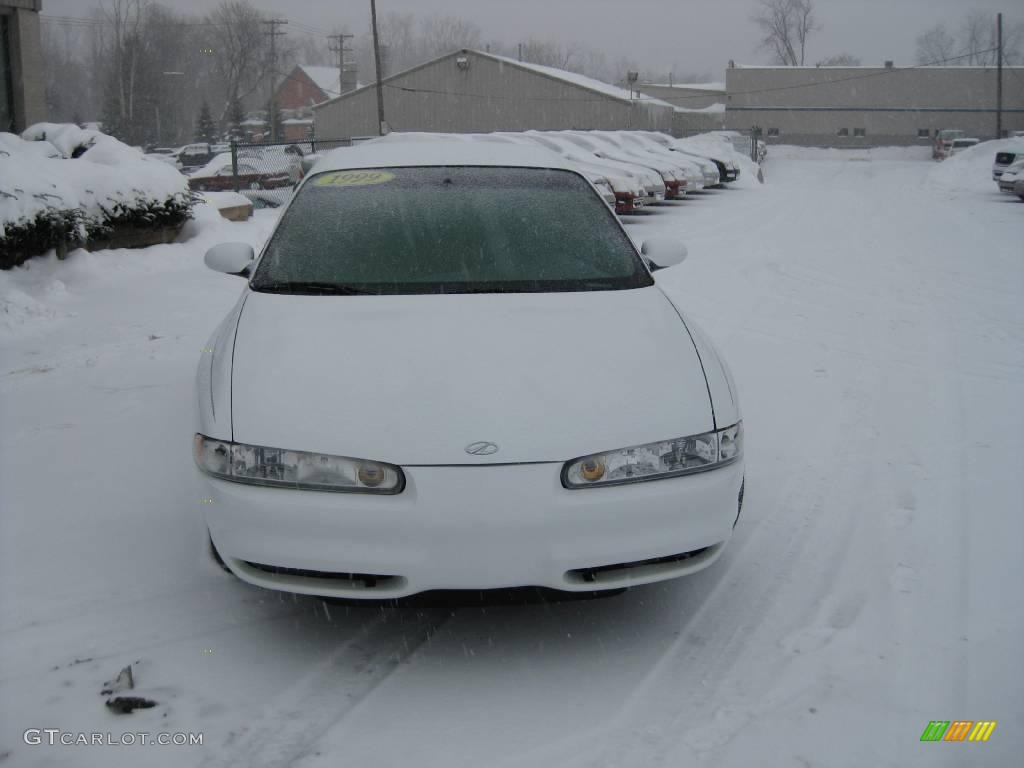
[
  {"xmin": 169, "ymin": 131, "xmax": 752, "ymax": 212},
  {"xmin": 298, "ymin": 131, "xmax": 745, "ymax": 216}
]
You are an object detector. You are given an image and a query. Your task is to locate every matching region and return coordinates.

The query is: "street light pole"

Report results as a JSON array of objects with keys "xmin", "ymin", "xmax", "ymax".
[{"xmin": 370, "ymin": 0, "xmax": 387, "ymax": 135}]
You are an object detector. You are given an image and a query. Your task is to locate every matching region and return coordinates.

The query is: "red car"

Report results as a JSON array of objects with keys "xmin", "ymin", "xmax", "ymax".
[{"xmin": 188, "ymin": 162, "xmax": 291, "ymax": 192}]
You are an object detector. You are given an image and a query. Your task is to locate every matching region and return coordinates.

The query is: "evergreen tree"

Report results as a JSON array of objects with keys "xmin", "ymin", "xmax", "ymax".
[{"xmin": 195, "ymin": 101, "xmax": 217, "ymax": 144}]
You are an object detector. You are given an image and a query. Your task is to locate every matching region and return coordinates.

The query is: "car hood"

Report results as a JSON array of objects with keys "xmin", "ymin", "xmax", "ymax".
[{"xmin": 230, "ymin": 287, "xmax": 713, "ymax": 465}]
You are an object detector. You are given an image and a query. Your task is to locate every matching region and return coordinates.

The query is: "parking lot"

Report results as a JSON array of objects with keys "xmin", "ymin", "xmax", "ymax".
[{"xmin": 1, "ymin": 147, "xmax": 1021, "ymax": 767}]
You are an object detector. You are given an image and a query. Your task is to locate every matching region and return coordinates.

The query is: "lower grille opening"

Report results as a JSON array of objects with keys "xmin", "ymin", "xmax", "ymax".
[
  {"xmin": 567, "ymin": 545, "xmax": 716, "ymax": 586},
  {"xmin": 243, "ymin": 561, "xmax": 400, "ymax": 590}
]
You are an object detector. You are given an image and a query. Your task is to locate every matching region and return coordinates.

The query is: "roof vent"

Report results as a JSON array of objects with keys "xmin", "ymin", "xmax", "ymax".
[{"xmin": 884, "ymin": 60, "xmax": 894, "ymax": 68}]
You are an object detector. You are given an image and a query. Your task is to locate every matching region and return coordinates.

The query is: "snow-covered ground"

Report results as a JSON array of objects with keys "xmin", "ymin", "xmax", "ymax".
[{"xmin": 1, "ymin": 148, "xmax": 1022, "ymax": 767}]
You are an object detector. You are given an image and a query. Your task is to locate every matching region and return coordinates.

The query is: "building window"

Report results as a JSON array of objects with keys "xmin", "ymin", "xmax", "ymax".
[
  {"xmin": 917, "ymin": 129, "xmax": 930, "ymax": 138},
  {"xmin": 837, "ymin": 128, "xmax": 849, "ymax": 137},
  {"xmin": 853, "ymin": 128, "xmax": 867, "ymax": 137},
  {"xmin": 767, "ymin": 128, "xmax": 780, "ymax": 137}
]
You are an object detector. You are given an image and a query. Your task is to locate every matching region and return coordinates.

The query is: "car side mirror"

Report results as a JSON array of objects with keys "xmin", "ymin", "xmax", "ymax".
[
  {"xmin": 204, "ymin": 242, "xmax": 255, "ymax": 276},
  {"xmin": 641, "ymin": 237, "xmax": 688, "ymax": 270}
]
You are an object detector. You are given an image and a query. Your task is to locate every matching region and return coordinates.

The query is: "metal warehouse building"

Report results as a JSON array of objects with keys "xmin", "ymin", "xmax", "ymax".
[
  {"xmin": 723, "ymin": 64, "xmax": 1024, "ymax": 146},
  {"xmin": 313, "ymin": 49, "xmax": 678, "ymax": 139}
]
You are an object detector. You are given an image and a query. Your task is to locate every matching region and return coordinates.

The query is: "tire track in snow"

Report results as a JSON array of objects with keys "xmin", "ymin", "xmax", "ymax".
[
  {"xmin": 500, "ymin": 158, "xmax": 897, "ymax": 768},
  {"xmin": 203, "ymin": 605, "xmax": 452, "ymax": 768}
]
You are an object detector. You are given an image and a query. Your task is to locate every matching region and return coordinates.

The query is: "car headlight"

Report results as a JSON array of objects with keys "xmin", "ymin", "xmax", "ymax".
[
  {"xmin": 562, "ymin": 422, "xmax": 742, "ymax": 489},
  {"xmin": 193, "ymin": 434, "xmax": 404, "ymax": 494}
]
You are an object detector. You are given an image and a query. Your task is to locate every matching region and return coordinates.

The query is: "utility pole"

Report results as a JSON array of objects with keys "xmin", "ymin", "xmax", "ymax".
[
  {"xmin": 328, "ymin": 33, "xmax": 355, "ymax": 96},
  {"xmin": 262, "ymin": 18, "xmax": 288, "ymax": 142},
  {"xmin": 370, "ymin": 0, "xmax": 387, "ymax": 135},
  {"xmin": 996, "ymin": 12, "xmax": 1003, "ymax": 139}
]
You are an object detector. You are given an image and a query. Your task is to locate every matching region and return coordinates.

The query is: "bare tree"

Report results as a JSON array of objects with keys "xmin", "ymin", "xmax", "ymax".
[
  {"xmin": 752, "ymin": 0, "xmax": 819, "ymax": 66},
  {"xmin": 98, "ymin": 0, "xmax": 146, "ymax": 140},
  {"xmin": 914, "ymin": 14, "xmax": 1023, "ymax": 66},
  {"xmin": 418, "ymin": 15, "xmax": 482, "ymax": 59},
  {"xmin": 959, "ymin": 10, "xmax": 996, "ymax": 65},
  {"xmin": 915, "ymin": 24, "xmax": 957, "ymax": 64},
  {"xmin": 206, "ymin": 0, "xmax": 272, "ymax": 126}
]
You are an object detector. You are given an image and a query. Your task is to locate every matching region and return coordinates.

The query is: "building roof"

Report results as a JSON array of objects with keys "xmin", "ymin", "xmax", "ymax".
[
  {"xmin": 481, "ymin": 52, "xmax": 676, "ymax": 108},
  {"xmin": 312, "ymin": 49, "xmax": 677, "ymax": 110},
  {"xmin": 299, "ymin": 65, "xmax": 343, "ymax": 97},
  {"xmin": 308, "ymin": 135, "xmax": 572, "ymax": 174},
  {"xmin": 645, "ymin": 82, "xmax": 726, "ymax": 92}
]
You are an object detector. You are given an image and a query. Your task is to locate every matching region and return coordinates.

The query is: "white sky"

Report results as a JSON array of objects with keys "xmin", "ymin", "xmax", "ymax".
[{"xmin": 41, "ymin": 0, "xmax": 1020, "ymax": 77}]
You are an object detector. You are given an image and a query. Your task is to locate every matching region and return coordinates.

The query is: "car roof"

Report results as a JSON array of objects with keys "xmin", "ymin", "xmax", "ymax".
[{"xmin": 310, "ymin": 135, "xmax": 573, "ymax": 173}]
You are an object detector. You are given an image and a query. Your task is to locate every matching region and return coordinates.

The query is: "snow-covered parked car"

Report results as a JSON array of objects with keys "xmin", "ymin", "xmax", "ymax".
[
  {"xmin": 643, "ymin": 132, "xmax": 740, "ymax": 185},
  {"xmin": 996, "ymin": 159, "xmax": 1024, "ymax": 194},
  {"xmin": 480, "ymin": 132, "xmax": 647, "ymax": 214},
  {"xmin": 992, "ymin": 143, "xmax": 1024, "ymax": 184},
  {"xmin": 524, "ymin": 131, "xmax": 668, "ymax": 206},
  {"xmin": 193, "ymin": 138, "xmax": 745, "ymax": 600},
  {"xmin": 610, "ymin": 131, "xmax": 721, "ymax": 188},
  {"xmin": 559, "ymin": 131, "xmax": 689, "ymax": 199}
]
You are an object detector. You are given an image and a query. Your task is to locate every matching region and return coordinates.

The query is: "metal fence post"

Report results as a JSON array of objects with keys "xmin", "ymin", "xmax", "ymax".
[
  {"xmin": 750, "ymin": 126, "xmax": 762, "ymax": 163},
  {"xmin": 230, "ymin": 139, "xmax": 240, "ymax": 193}
]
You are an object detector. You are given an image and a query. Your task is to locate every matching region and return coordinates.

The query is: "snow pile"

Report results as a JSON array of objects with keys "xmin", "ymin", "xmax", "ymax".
[
  {"xmin": 0, "ymin": 126, "xmax": 192, "ymax": 267},
  {"xmin": 927, "ymin": 138, "xmax": 1024, "ymax": 194}
]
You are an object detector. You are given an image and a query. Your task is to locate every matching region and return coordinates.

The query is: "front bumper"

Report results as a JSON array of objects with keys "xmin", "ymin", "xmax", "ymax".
[{"xmin": 202, "ymin": 460, "xmax": 744, "ymax": 599}]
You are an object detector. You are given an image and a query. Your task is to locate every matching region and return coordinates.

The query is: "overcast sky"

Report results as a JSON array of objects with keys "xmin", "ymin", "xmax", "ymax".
[{"xmin": 42, "ymin": 0, "xmax": 1019, "ymax": 78}]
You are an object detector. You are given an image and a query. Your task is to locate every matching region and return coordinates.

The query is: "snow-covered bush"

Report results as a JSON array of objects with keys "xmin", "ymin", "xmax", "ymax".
[{"xmin": 0, "ymin": 125, "xmax": 193, "ymax": 268}]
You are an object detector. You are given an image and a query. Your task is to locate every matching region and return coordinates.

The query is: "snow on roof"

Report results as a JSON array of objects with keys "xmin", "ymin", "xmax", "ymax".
[
  {"xmin": 645, "ymin": 82, "xmax": 725, "ymax": 92},
  {"xmin": 299, "ymin": 65, "xmax": 342, "ymax": 97},
  {"xmin": 310, "ymin": 134, "xmax": 572, "ymax": 175},
  {"xmin": 481, "ymin": 52, "xmax": 675, "ymax": 108},
  {"xmin": 674, "ymin": 103, "xmax": 726, "ymax": 114}
]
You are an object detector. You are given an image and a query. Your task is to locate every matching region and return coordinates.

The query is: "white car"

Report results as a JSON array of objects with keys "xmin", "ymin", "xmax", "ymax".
[
  {"xmin": 997, "ymin": 159, "xmax": 1024, "ymax": 193},
  {"xmin": 993, "ymin": 144, "xmax": 1024, "ymax": 183},
  {"xmin": 194, "ymin": 139, "xmax": 745, "ymax": 600}
]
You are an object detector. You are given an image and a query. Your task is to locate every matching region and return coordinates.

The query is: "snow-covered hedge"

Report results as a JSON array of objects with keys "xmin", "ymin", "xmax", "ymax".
[{"xmin": 0, "ymin": 125, "xmax": 193, "ymax": 269}]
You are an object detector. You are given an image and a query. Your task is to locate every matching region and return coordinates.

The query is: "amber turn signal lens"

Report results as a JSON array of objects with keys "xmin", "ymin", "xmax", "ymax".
[
  {"xmin": 358, "ymin": 463, "xmax": 385, "ymax": 487},
  {"xmin": 580, "ymin": 458, "xmax": 606, "ymax": 482}
]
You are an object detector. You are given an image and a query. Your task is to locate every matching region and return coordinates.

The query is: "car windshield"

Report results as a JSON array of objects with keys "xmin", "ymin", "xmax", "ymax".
[{"xmin": 250, "ymin": 166, "xmax": 652, "ymax": 295}]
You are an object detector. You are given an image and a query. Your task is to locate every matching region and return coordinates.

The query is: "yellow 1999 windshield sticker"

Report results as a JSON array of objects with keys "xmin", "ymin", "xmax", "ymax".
[{"xmin": 313, "ymin": 170, "xmax": 395, "ymax": 187}]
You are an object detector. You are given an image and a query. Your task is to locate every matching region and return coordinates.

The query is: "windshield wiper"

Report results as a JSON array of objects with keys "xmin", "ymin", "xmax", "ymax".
[{"xmin": 253, "ymin": 281, "xmax": 378, "ymax": 295}]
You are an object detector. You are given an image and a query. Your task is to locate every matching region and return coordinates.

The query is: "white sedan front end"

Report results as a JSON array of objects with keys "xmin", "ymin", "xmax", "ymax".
[{"xmin": 194, "ymin": 139, "xmax": 744, "ymax": 599}]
